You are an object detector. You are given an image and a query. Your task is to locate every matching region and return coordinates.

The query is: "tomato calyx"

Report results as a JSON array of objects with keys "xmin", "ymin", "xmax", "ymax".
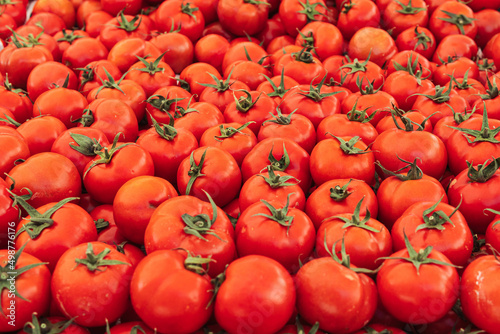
[
  {"xmin": 362, "ymin": 327, "xmax": 393, "ymax": 334},
  {"xmin": 412, "ymin": 83, "xmax": 452, "ymax": 103},
  {"xmin": 328, "ymin": 134, "xmax": 372, "ymax": 155},
  {"xmin": 22, "ymin": 313, "xmax": 75, "ymax": 334},
  {"xmin": 9, "ymin": 30, "xmax": 43, "ymax": 49},
  {"xmin": 113, "ymin": 11, "xmax": 143, "ymax": 32},
  {"xmin": 438, "ymin": 10, "xmax": 476, "ymax": 36},
  {"xmin": 297, "ymin": 30, "xmax": 316, "ymax": 54},
  {"xmin": 415, "ymin": 196, "xmax": 460, "ymax": 232},
  {"xmin": 181, "ymin": 192, "xmax": 224, "ymax": 242},
  {"xmin": 68, "ymin": 132, "xmax": 105, "ymax": 156},
  {"xmin": 357, "ymin": 77, "xmax": 383, "ymax": 95},
  {"xmin": 263, "ymin": 107, "xmax": 296, "ymax": 126},
  {"xmin": 391, "ymin": 108, "xmax": 434, "ymax": 132},
  {"xmin": 298, "ymin": 74, "xmax": 339, "ymax": 102},
  {"xmin": 181, "ymin": 2, "xmax": 200, "ymax": 21},
  {"xmin": 258, "ymin": 166, "xmax": 300, "ymax": 189},
  {"xmin": 3, "ymin": 75, "xmax": 29, "ymax": 97},
  {"xmin": 243, "ymin": 46, "xmax": 270, "ymax": 66},
  {"xmin": 477, "ymin": 58, "xmax": 495, "ymax": 72},
  {"xmin": 147, "ymin": 94, "xmax": 187, "ymax": 114},
  {"xmin": 294, "ymin": 316, "xmax": 320, "ymax": 334},
  {"xmin": 134, "ymin": 52, "xmax": 168, "ymax": 76},
  {"xmin": 378, "ymin": 231, "xmax": 459, "ymax": 274},
  {"xmin": 449, "ymin": 104, "xmax": 500, "ymax": 144},
  {"xmin": 292, "ymin": 47, "xmax": 315, "ymax": 64},
  {"xmin": 186, "ymin": 149, "xmax": 207, "ymax": 195},
  {"xmin": 0, "ymin": 112, "xmax": 20, "ymax": 127},
  {"xmin": 266, "ymin": 144, "xmax": 290, "ymax": 172},
  {"xmin": 331, "ymin": 197, "xmax": 380, "ymax": 232},
  {"xmin": 83, "ymin": 133, "xmax": 134, "ymax": 178},
  {"xmin": 94, "ymin": 219, "xmax": 110, "ymax": 233},
  {"xmin": 451, "ymin": 323, "xmax": 486, "ymax": 334},
  {"xmin": 298, "ymin": 0, "xmax": 327, "ymax": 22},
  {"xmin": 183, "ymin": 252, "xmax": 214, "ymax": 275},
  {"xmin": 208, "ymin": 270, "xmax": 226, "ymax": 308},
  {"xmin": 329, "ymin": 179, "xmax": 353, "ymax": 202},
  {"xmin": 449, "ymin": 69, "xmax": 474, "ymax": 91},
  {"xmin": 340, "ymin": 56, "xmax": 370, "ymax": 75},
  {"xmin": 243, "ymin": 0, "xmax": 270, "ymax": 5},
  {"xmin": 325, "ymin": 234, "xmax": 375, "ymax": 274},
  {"xmin": 214, "ymin": 121, "xmax": 254, "ymax": 141},
  {"xmin": 235, "ymin": 90, "xmax": 261, "ymax": 113},
  {"xmin": 393, "ymin": 54, "xmax": 431, "ymax": 84},
  {"xmin": 174, "ymin": 96, "xmax": 199, "ymax": 119},
  {"xmin": 395, "ymin": 0, "xmax": 427, "ymax": 15},
  {"xmin": 73, "ymin": 109, "xmax": 95, "ymax": 127},
  {"xmin": 263, "ymin": 70, "xmax": 292, "ymax": 99},
  {"xmin": 94, "ymin": 69, "xmax": 128, "ymax": 97},
  {"xmin": 56, "ymin": 30, "xmax": 85, "ymax": 44},
  {"xmin": 74, "ymin": 242, "xmax": 131, "ymax": 272},
  {"xmin": 252, "ymin": 194, "xmax": 295, "ymax": 235},
  {"xmin": 376, "ymin": 157, "xmax": 424, "ymax": 181},
  {"xmin": 451, "ymin": 104, "xmax": 477, "ymax": 126},
  {"xmin": 479, "ymin": 74, "xmax": 500, "ymax": 100},
  {"xmin": 0, "ymin": 243, "xmax": 48, "ymax": 305},
  {"xmin": 465, "ymin": 157, "xmax": 500, "ymax": 183},
  {"xmin": 150, "ymin": 113, "xmax": 178, "ymax": 141},
  {"xmin": 199, "ymin": 70, "xmax": 234, "ymax": 93},
  {"xmin": 413, "ymin": 26, "xmax": 434, "ymax": 51},
  {"xmin": 346, "ymin": 100, "xmax": 377, "ymax": 123},
  {"xmin": 77, "ymin": 65, "xmax": 96, "ymax": 90}
]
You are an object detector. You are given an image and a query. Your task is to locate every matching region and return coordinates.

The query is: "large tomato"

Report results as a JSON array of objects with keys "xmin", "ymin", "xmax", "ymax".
[{"xmin": 217, "ymin": 0, "xmax": 270, "ymax": 36}]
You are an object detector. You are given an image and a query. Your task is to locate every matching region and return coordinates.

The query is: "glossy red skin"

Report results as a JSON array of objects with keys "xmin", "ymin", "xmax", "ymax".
[
  {"xmin": 198, "ymin": 80, "xmax": 250, "ymax": 113},
  {"xmin": 236, "ymin": 200, "xmax": 315, "ymax": 273},
  {"xmin": 306, "ymin": 179, "xmax": 378, "ymax": 230},
  {"xmin": 241, "ymin": 137, "xmax": 312, "ymax": 194},
  {"xmin": 475, "ymin": 9, "xmax": 500, "ymax": 49},
  {"xmin": 295, "ymin": 256, "xmax": 377, "ymax": 333},
  {"xmin": 432, "ymin": 34, "xmax": 478, "ymax": 62},
  {"xmin": 0, "ymin": 11, "xmax": 16, "ymax": 41},
  {"xmin": 53, "ymin": 29, "xmax": 90, "ymax": 55},
  {"xmin": 222, "ymin": 42, "xmax": 269, "ymax": 74},
  {"xmin": 194, "ymin": 34, "xmax": 230, "ymax": 73},
  {"xmin": 223, "ymin": 60, "xmax": 271, "ymax": 91},
  {"xmin": 177, "ymin": 146, "xmax": 241, "ymax": 207},
  {"xmin": 17, "ymin": 116, "xmax": 67, "ymax": 155},
  {"xmin": 145, "ymin": 86, "xmax": 193, "ymax": 126},
  {"xmin": 62, "ymin": 37, "xmax": 108, "ymax": 70},
  {"xmin": 382, "ymin": 0, "xmax": 428, "ymax": 38},
  {"xmin": 376, "ymin": 112, "xmax": 433, "ymax": 133},
  {"xmin": 474, "ymin": 93, "xmax": 500, "ymax": 120},
  {"xmin": 76, "ymin": 1, "xmax": 103, "ymax": 28},
  {"xmin": 51, "ymin": 127, "xmax": 110, "ymax": 178},
  {"xmin": 51, "ymin": 242, "xmax": 134, "ymax": 327},
  {"xmin": 155, "ymin": 0, "xmax": 205, "ymax": 42},
  {"xmin": 348, "ymin": 27, "xmax": 398, "ymax": 68},
  {"xmin": 16, "ymin": 202, "xmax": 97, "ymax": 272},
  {"xmin": 107, "ymin": 39, "xmax": 162, "ymax": 74},
  {"xmin": 113, "ymin": 176, "xmax": 178, "ymax": 245},
  {"xmin": 316, "ymin": 215, "xmax": 392, "ymax": 270},
  {"xmin": 217, "ymin": 0, "xmax": 269, "ymax": 36},
  {"xmin": 0, "ymin": 251, "xmax": 51, "ymax": 332},
  {"xmin": 26, "ymin": 12, "xmax": 67, "ymax": 36},
  {"xmin": 215, "ymin": 255, "xmax": 295, "ymax": 333},
  {"xmin": 145, "ymin": 196, "xmax": 235, "ymax": 277},
  {"xmin": 0, "ymin": 0, "xmax": 26, "ymax": 27},
  {"xmin": 433, "ymin": 57, "xmax": 479, "ymax": 87},
  {"xmin": 131, "ymin": 251, "xmax": 213, "ymax": 333},
  {"xmin": 377, "ymin": 173, "xmax": 448, "ymax": 230},
  {"xmin": 256, "ymin": 74, "xmax": 299, "ymax": 104},
  {"xmin": 115, "ymin": 243, "xmax": 145, "ymax": 271},
  {"xmin": 446, "ymin": 117, "xmax": 500, "ymax": 175},
  {"xmin": 341, "ymin": 91, "xmax": 396, "ymax": 127},
  {"xmin": 429, "ymin": 1, "xmax": 477, "ymax": 42},
  {"xmin": 0, "ymin": 85, "xmax": 32, "ymax": 124},
  {"xmin": 78, "ymin": 60, "xmax": 122, "ymax": 97},
  {"xmin": 337, "ymin": 0, "xmax": 380, "ymax": 40},
  {"xmin": 273, "ymin": 52, "xmax": 327, "ymax": 86},
  {"xmin": 448, "ymin": 169, "xmax": 500, "ymax": 234},
  {"xmin": 395, "ymin": 26, "xmax": 436, "ymax": 61},
  {"xmin": 33, "ymin": 88, "xmax": 88, "ymax": 129},
  {"xmin": 200, "ymin": 122, "xmax": 257, "ymax": 166},
  {"xmin": 295, "ymin": 21, "xmax": 343, "ymax": 61},
  {"xmin": 101, "ymin": 0, "xmax": 142, "ymax": 16},
  {"xmin": 329, "ymin": 58, "xmax": 384, "ymax": 94},
  {"xmin": 91, "ymin": 205, "xmax": 128, "ymax": 245},
  {"xmin": 125, "ymin": 58, "xmax": 176, "ymax": 98},
  {"xmin": 446, "ymin": 77, "xmax": 485, "ymax": 107},
  {"xmin": 83, "ymin": 143, "xmax": 155, "ymax": 204},
  {"xmin": 0, "ymin": 133, "xmax": 30, "ymax": 178},
  {"xmin": 108, "ymin": 321, "xmax": 154, "ymax": 334},
  {"xmin": 461, "ymin": 255, "xmax": 500, "ymax": 333},
  {"xmin": 6, "ymin": 152, "xmax": 82, "ymax": 209},
  {"xmin": 149, "ymin": 32, "xmax": 194, "ymax": 74},
  {"xmin": 317, "ymin": 114, "xmax": 379, "ymax": 146},
  {"xmin": 391, "ymin": 201, "xmax": 474, "ymax": 266},
  {"xmin": 373, "ymin": 129, "xmax": 448, "ymax": 180},
  {"xmin": 411, "ymin": 87, "xmax": 470, "ymax": 126},
  {"xmin": 310, "ymin": 137, "xmax": 375, "ymax": 186},
  {"xmin": 485, "ymin": 215, "xmax": 500, "ymax": 252},
  {"xmin": 0, "ymin": 178, "xmax": 21, "ymax": 248},
  {"xmin": 99, "ymin": 16, "xmax": 149, "ymax": 51},
  {"xmin": 259, "ymin": 113, "xmax": 316, "ymax": 154},
  {"xmin": 385, "ymin": 51, "xmax": 432, "ymax": 79},
  {"xmin": 80, "ymin": 99, "xmax": 139, "ymax": 143},
  {"xmin": 239, "ymin": 171, "xmax": 306, "ymax": 213},
  {"xmin": 174, "ymin": 102, "xmax": 225, "ymax": 142},
  {"xmin": 83, "ymin": 11, "xmax": 114, "ymax": 38},
  {"xmin": 278, "ymin": 0, "xmax": 329, "ymax": 37},
  {"xmin": 179, "ymin": 62, "xmax": 221, "ymax": 97},
  {"xmin": 256, "ymin": 16, "xmax": 287, "ymax": 50},
  {"xmin": 377, "ymin": 248, "xmax": 459, "ymax": 324},
  {"xmin": 382, "ymin": 70, "xmax": 435, "ymax": 111},
  {"xmin": 26, "ymin": 61, "xmax": 77, "ymax": 102}
]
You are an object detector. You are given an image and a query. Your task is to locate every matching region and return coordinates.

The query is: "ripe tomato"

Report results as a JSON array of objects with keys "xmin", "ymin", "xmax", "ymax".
[
  {"xmin": 279, "ymin": 0, "xmax": 330, "ymax": 37},
  {"xmin": 174, "ymin": 101, "xmax": 225, "ymax": 142},
  {"xmin": 429, "ymin": 1, "xmax": 477, "ymax": 41},
  {"xmin": 295, "ymin": 21, "xmax": 343, "ymax": 61},
  {"xmin": 0, "ymin": 131, "xmax": 30, "ymax": 178},
  {"xmin": 382, "ymin": 0, "xmax": 428, "ymax": 38},
  {"xmin": 99, "ymin": 14, "xmax": 150, "ymax": 51},
  {"xmin": 62, "ymin": 37, "xmax": 108, "ymax": 70},
  {"xmin": 194, "ymin": 34, "xmax": 230, "ymax": 73},
  {"xmin": 348, "ymin": 27, "xmax": 398, "ymax": 68},
  {"xmin": 26, "ymin": 61, "xmax": 77, "ymax": 101},
  {"xmin": 217, "ymin": 0, "xmax": 270, "ymax": 36},
  {"xmin": 155, "ymin": 0, "xmax": 205, "ymax": 43},
  {"xmin": 395, "ymin": 26, "xmax": 437, "ymax": 66},
  {"xmin": 337, "ymin": 0, "xmax": 380, "ymax": 40},
  {"xmin": 149, "ymin": 32, "xmax": 194, "ymax": 74}
]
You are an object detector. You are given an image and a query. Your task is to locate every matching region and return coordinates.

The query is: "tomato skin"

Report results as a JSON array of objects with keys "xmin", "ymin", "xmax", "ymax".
[
  {"xmin": 130, "ymin": 250, "xmax": 213, "ymax": 334},
  {"xmin": 295, "ymin": 21, "xmax": 343, "ymax": 61},
  {"xmin": 6, "ymin": 152, "xmax": 82, "ymax": 209},
  {"xmin": 62, "ymin": 37, "xmax": 108, "ymax": 70},
  {"xmin": 194, "ymin": 34, "xmax": 230, "ymax": 73},
  {"xmin": 177, "ymin": 146, "xmax": 241, "ymax": 208},
  {"xmin": 395, "ymin": 26, "xmax": 437, "ymax": 60},
  {"xmin": 16, "ymin": 116, "xmax": 66, "ymax": 155},
  {"xmin": 174, "ymin": 102, "xmax": 226, "ymax": 142},
  {"xmin": 31, "ymin": 0, "xmax": 76, "ymax": 29},
  {"xmin": 150, "ymin": 32, "xmax": 194, "ymax": 74},
  {"xmin": 485, "ymin": 215, "xmax": 500, "ymax": 252},
  {"xmin": 78, "ymin": 60, "xmax": 122, "ymax": 97},
  {"xmin": 429, "ymin": 1, "xmax": 477, "ymax": 42},
  {"xmin": 107, "ymin": 39, "xmax": 161, "ymax": 75},
  {"xmin": 279, "ymin": 0, "xmax": 329, "ymax": 37},
  {"xmin": 155, "ymin": 0, "xmax": 205, "ymax": 43},
  {"xmin": 222, "ymin": 42, "xmax": 269, "ymax": 74},
  {"xmin": 215, "ymin": 255, "xmax": 296, "ymax": 334},
  {"xmin": 3, "ymin": 45, "xmax": 54, "ymax": 90},
  {"xmin": 51, "ymin": 242, "xmax": 134, "ymax": 327},
  {"xmin": 0, "ymin": 132, "xmax": 30, "ymax": 178},
  {"xmin": 337, "ymin": 0, "xmax": 381, "ymax": 40},
  {"xmin": 217, "ymin": 0, "xmax": 270, "ymax": 36},
  {"xmin": 101, "ymin": 0, "xmax": 142, "ymax": 16},
  {"xmin": 377, "ymin": 248, "xmax": 459, "ymax": 324},
  {"xmin": 317, "ymin": 114, "xmax": 379, "ymax": 146},
  {"xmin": 295, "ymin": 256, "xmax": 377, "ymax": 333},
  {"xmin": 382, "ymin": 0, "xmax": 428, "ymax": 38},
  {"xmin": 34, "ymin": 88, "xmax": 88, "ymax": 129},
  {"xmin": 15, "ymin": 202, "xmax": 97, "ymax": 272},
  {"xmin": 113, "ymin": 176, "xmax": 178, "ymax": 245},
  {"xmin": 348, "ymin": 27, "xmax": 398, "ymax": 68},
  {"xmin": 180, "ymin": 62, "xmax": 222, "ymax": 98},
  {"xmin": 475, "ymin": 9, "xmax": 500, "ymax": 49},
  {"xmin": 391, "ymin": 201, "xmax": 474, "ymax": 267},
  {"xmin": 382, "ymin": 70, "xmax": 435, "ymax": 112},
  {"xmin": 0, "ymin": 84, "xmax": 32, "ymax": 124},
  {"xmin": 460, "ymin": 255, "xmax": 500, "ymax": 333},
  {"xmin": 91, "ymin": 204, "xmax": 129, "ymax": 245},
  {"xmin": 0, "ymin": 251, "xmax": 51, "ymax": 332},
  {"xmin": 99, "ymin": 16, "xmax": 150, "ymax": 51},
  {"xmin": 26, "ymin": 61, "xmax": 77, "ymax": 102}
]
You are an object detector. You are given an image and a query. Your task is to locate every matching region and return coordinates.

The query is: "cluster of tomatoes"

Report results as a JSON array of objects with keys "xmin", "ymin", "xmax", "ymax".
[{"xmin": 1, "ymin": 0, "xmax": 500, "ymax": 333}]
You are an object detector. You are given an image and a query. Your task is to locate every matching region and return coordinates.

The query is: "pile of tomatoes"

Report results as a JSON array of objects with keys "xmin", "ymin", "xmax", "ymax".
[{"xmin": 2, "ymin": 0, "xmax": 500, "ymax": 333}]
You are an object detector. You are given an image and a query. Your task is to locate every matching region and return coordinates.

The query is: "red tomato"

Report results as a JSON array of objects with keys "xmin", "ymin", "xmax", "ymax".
[
  {"xmin": 348, "ymin": 27, "xmax": 398, "ymax": 68},
  {"xmin": 382, "ymin": 0, "xmax": 428, "ymax": 38},
  {"xmin": 295, "ymin": 21, "xmax": 343, "ymax": 61},
  {"xmin": 179, "ymin": 62, "xmax": 222, "ymax": 97},
  {"xmin": 99, "ymin": 14, "xmax": 150, "ymax": 51},
  {"xmin": 100, "ymin": 0, "xmax": 142, "ymax": 16},
  {"xmin": 217, "ymin": 0, "xmax": 270, "ymax": 36},
  {"xmin": 149, "ymin": 32, "xmax": 194, "ymax": 74},
  {"xmin": 279, "ymin": 0, "xmax": 330, "ymax": 37},
  {"xmin": 155, "ymin": 0, "xmax": 205, "ymax": 43},
  {"xmin": 26, "ymin": 61, "xmax": 77, "ymax": 101},
  {"xmin": 194, "ymin": 34, "xmax": 230, "ymax": 73},
  {"xmin": 0, "ymin": 131, "xmax": 30, "ymax": 178},
  {"xmin": 337, "ymin": 0, "xmax": 381, "ymax": 40},
  {"xmin": 174, "ymin": 101, "xmax": 226, "ymax": 142},
  {"xmin": 429, "ymin": 1, "xmax": 477, "ymax": 41},
  {"xmin": 395, "ymin": 25, "xmax": 437, "ymax": 67},
  {"xmin": 61, "ymin": 37, "xmax": 108, "ymax": 70}
]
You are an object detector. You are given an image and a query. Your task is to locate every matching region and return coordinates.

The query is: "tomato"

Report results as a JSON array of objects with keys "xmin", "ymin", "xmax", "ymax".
[
  {"xmin": 273, "ymin": 48, "xmax": 326, "ymax": 86},
  {"xmin": 145, "ymin": 195, "xmax": 235, "ymax": 277},
  {"xmin": 31, "ymin": 0, "xmax": 76, "ymax": 29},
  {"xmin": 337, "ymin": 0, "xmax": 380, "ymax": 40},
  {"xmin": 295, "ymin": 244, "xmax": 377, "ymax": 333},
  {"xmin": 26, "ymin": 61, "xmax": 77, "ymax": 101},
  {"xmin": 78, "ymin": 59, "xmax": 122, "ymax": 97},
  {"xmin": 0, "ymin": 0, "xmax": 26, "ymax": 27},
  {"xmin": 145, "ymin": 85, "xmax": 193, "ymax": 126},
  {"xmin": 179, "ymin": 62, "xmax": 222, "ymax": 97},
  {"xmin": 101, "ymin": 0, "xmax": 142, "ymax": 16},
  {"xmin": 0, "ymin": 131, "xmax": 30, "ymax": 178},
  {"xmin": 91, "ymin": 204, "xmax": 128, "ymax": 245},
  {"xmin": 108, "ymin": 321, "xmax": 153, "ymax": 334},
  {"xmin": 83, "ymin": 138, "xmax": 154, "ymax": 204},
  {"xmin": 432, "ymin": 34, "xmax": 478, "ymax": 62},
  {"xmin": 295, "ymin": 21, "xmax": 343, "ymax": 61},
  {"xmin": 382, "ymin": 0, "xmax": 428, "ymax": 38},
  {"xmin": 429, "ymin": 1, "xmax": 477, "ymax": 42},
  {"xmin": 217, "ymin": 0, "xmax": 270, "ymax": 36},
  {"xmin": 0, "ymin": 246, "xmax": 51, "ymax": 332},
  {"xmin": 51, "ymin": 242, "xmax": 133, "ymax": 327},
  {"xmin": 6, "ymin": 152, "xmax": 81, "ymax": 209},
  {"xmin": 149, "ymin": 32, "xmax": 194, "ymax": 74},
  {"xmin": 198, "ymin": 74, "xmax": 250, "ymax": 113},
  {"xmin": 316, "ymin": 198, "xmax": 392, "ymax": 270},
  {"xmin": 328, "ymin": 56, "xmax": 384, "ymax": 94},
  {"xmin": 377, "ymin": 239, "xmax": 459, "ymax": 324},
  {"xmin": 62, "ymin": 37, "xmax": 108, "ymax": 70},
  {"xmin": 177, "ymin": 146, "xmax": 241, "ymax": 207},
  {"xmin": 155, "ymin": 0, "xmax": 205, "ymax": 43},
  {"xmin": 0, "ymin": 78, "xmax": 32, "ymax": 123},
  {"xmin": 214, "ymin": 255, "xmax": 295, "ymax": 333},
  {"xmin": 108, "ymin": 39, "xmax": 162, "ymax": 75},
  {"xmin": 130, "ymin": 250, "xmax": 213, "ymax": 334},
  {"xmin": 279, "ymin": 0, "xmax": 330, "ymax": 37},
  {"xmin": 174, "ymin": 101, "xmax": 225, "ymax": 142},
  {"xmin": 194, "ymin": 34, "xmax": 230, "ymax": 73},
  {"xmin": 99, "ymin": 14, "xmax": 150, "ymax": 51},
  {"xmin": 113, "ymin": 175, "xmax": 178, "ymax": 245},
  {"xmin": 395, "ymin": 26, "xmax": 437, "ymax": 61},
  {"xmin": 16, "ymin": 116, "xmax": 66, "ymax": 155},
  {"xmin": 433, "ymin": 57, "xmax": 479, "ymax": 87},
  {"xmin": 348, "ymin": 27, "xmax": 398, "ymax": 68},
  {"xmin": 222, "ymin": 41, "xmax": 269, "ymax": 74},
  {"xmin": 317, "ymin": 111, "xmax": 379, "ymax": 146},
  {"xmin": 18, "ymin": 315, "xmax": 90, "ymax": 334},
  {"xmin": 460, "ymin": 255, "xmax": 500, "ymax": 333},
  {"xmin": 475, "ymin": 9, "xmax": 500, "ymax": 49},
  {"xmin": 432, "ymin": 107, "xmax": 481, "ymax": 147}
]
